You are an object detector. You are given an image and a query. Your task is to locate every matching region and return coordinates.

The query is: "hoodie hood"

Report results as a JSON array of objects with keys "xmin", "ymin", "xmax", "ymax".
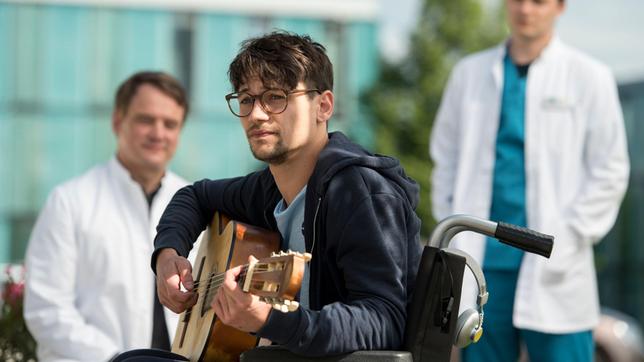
[{"xmin": 309, "ymin": 132, "xmax": 419, "ymax": 209}]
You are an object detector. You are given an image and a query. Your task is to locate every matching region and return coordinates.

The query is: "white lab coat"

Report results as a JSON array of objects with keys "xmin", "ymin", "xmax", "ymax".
[
  {"xmin": 430, "ymin": 38, "xmax": 629, "ymax": 333},
  {"xmin": 24, "ymin": 157, "xmax": 190, "ymax": 361}
]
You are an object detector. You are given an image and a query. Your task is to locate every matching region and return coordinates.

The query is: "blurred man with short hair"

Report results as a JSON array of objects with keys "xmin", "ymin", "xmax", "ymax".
[{"xmin": 24, "ymin": 71, "xmax": 191, "ymax": 361}]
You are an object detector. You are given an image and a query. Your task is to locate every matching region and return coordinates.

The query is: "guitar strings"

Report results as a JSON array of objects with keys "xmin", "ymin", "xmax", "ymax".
[
  {"xmin": 180, "ymin": 269, "xmax": 248, "ymax": 319},
  {"xmin": 190, "ymin": 262, "xmax": 270, "ymax": 289},
  {"xmin": 188, "ymin": 269, "xmax": 249, "ymax": 292},
  {"xmin": 190, "ymin": 267, "xmax": 248, "ymax": 287},
  {"xmin": 177, "ymin": 258, "xmax": 287, "ymax": 301},
  {"xmin": 190, "ymin": 273, "xmax": 243, "ymax": 290},
  {"xmin": 187, "ymin": 260, "xmax": 279, "ymax": 291}
]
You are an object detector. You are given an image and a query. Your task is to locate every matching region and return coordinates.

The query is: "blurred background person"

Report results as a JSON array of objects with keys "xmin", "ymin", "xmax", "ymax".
[
  {"xmin": 23, "ymin": 71, "xmax": 190, "ymax": 361},
  {"xmin": 429, "ymin": 0, "xmax": 629, "ymax": 361}
]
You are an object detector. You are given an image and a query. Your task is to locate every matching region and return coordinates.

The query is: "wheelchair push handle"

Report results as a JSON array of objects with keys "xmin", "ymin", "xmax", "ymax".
[
  {"xmin": 495, "ymin": 222, "xmax": 553, "ymax": 258},
  {"xmin": 429, "ymin": 215, "xmax": 554, "ymax": 258}
]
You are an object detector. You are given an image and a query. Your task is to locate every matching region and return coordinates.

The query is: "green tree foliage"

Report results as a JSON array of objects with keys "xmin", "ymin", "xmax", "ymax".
[{"xmin": 366, "ymin": 0, "xmax": 506, "ymax": 238}]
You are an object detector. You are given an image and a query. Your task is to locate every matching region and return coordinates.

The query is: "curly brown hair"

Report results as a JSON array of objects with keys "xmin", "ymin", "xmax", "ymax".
[{"xmin": 228, "ymin": 31, "xmax": 333, "ymax": 94}]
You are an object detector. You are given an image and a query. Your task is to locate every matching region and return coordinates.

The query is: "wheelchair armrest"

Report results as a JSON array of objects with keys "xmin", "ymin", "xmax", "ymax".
[{"xmin": 240, "ymin": 346, "xmax": 412, "ymax": 361}]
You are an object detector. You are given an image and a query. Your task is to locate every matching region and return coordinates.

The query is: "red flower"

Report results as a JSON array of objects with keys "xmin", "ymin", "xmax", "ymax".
[
  {"xmin": 2, "ymin": 280, "xmax": 25, "ymax": 309},
  {"xmin": 2, "ymin": 265, "xmax": 26, "ymax": 310}
]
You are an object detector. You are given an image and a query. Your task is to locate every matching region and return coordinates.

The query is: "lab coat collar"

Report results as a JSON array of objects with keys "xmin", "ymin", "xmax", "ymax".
[
  {"xmin": 108, "ymin": 156, "xmax": 169, "ymax": 195},
  {"xmin": 491, "ymin": 35, "xmax": 562, "ymax": 88}
]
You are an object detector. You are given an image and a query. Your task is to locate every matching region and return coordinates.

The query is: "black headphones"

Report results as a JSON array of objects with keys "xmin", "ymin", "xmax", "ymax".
[{"xmin": 437, "ymin": 248, "xmax": 489, "ymax": 348}]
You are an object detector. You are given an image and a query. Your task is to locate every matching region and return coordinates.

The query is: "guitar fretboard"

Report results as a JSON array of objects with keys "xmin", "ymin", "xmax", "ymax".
[{"xmin": 200, "ymin": 266, "xmax": 250, "ymax": 315}]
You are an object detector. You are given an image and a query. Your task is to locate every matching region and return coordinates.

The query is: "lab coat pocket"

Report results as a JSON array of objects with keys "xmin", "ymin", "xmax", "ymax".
[{"xmin": 540, "ymin": 219, "xmax": 582, "ymax": 283}]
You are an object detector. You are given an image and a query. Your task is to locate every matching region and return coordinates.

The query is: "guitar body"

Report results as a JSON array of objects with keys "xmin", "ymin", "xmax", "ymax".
[{"xmin": 172, "ymin": 213, "xmax": 281, "ymax": 362}]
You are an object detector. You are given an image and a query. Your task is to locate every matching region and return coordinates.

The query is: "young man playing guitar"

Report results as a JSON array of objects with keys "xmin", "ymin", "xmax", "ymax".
[{"xmin": 152, "ymin": 31, "xmax": 423, "ymax": 357}]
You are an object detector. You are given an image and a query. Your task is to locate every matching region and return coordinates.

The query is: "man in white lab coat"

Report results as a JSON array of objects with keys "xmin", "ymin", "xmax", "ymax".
[
  {"xmin": 24, "ymin": 71, "xmax": 191, "ymax": 361},
  {"xmin": 430, "ymin": 0, "xmax": 629, "ymax": 361}
]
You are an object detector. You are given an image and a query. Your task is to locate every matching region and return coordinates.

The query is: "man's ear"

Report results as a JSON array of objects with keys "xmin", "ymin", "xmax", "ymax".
[
  {"xmin": 558, "ymin": 0, "xmax": 566, "ymax": 14},
  {"xmin": 317, "ymin": 90, "xmax": 334, "ymax": 124},
  {"xmin": 112, "ymin": 110, "xmax": 122, "ymax": 135}
]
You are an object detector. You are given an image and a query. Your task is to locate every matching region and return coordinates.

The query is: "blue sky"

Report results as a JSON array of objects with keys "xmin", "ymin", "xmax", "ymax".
[{"xmin": 379, "ymin": 0, "xmax": 644, "ymax": 84}]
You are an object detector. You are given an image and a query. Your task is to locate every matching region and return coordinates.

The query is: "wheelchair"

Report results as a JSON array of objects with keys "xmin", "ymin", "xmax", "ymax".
[{"xmin": 241, "ymin": 214, "xmax": 553, "ymax": 362}]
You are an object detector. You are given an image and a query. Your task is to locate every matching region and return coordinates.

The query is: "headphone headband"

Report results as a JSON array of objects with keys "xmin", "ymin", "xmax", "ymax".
[
  {"xmin": 441, "ymin": 248, "xmax": 488, "ymax": 348},
  {"xmin": 443, "ymin": 248, "xmax": 488, "ymax": 308}
]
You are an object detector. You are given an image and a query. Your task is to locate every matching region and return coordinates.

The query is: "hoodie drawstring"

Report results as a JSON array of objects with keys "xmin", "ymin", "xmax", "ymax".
[{"xmin": 310, "ymin": 196, "xmax": 322, "ymax": 255}]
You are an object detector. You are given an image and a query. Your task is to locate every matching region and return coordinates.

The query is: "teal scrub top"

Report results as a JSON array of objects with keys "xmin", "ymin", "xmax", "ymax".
[{"xmin": 484, "ymin": 53, "xmax": 530, "ymax": 270}]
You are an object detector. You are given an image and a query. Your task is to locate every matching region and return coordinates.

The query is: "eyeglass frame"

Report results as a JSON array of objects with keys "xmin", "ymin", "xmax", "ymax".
[{"xmin": 225, "ymin": 88, "xmax": 321, "ymax": 117}]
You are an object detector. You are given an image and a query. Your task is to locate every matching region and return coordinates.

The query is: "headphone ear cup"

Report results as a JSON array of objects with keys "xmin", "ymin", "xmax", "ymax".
[{"xmin": 454, "ymin": 308, "xmax": 480, "ymax": 348}]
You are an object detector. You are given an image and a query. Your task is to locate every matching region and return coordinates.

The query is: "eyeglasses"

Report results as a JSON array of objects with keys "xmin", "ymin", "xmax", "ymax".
[{"xmin": 225, "ymin": 88, "xmax": 321, "ymax": 117}]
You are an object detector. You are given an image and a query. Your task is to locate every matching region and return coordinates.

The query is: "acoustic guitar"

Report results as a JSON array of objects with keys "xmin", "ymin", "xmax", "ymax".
[{"xmin": 171, "ymin": 212, "xmax": 310, "ymax": 361}]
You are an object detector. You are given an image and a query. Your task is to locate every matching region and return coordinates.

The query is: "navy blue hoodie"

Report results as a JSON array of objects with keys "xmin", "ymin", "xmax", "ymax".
[{"xmin": 152, "ymin": 132, "xmax": 422, "ymax": 356}]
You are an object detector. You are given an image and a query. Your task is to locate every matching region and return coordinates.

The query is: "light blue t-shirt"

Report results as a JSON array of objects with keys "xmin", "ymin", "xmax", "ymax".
[
  {"xmin": 273, "ymin": 186, "xmax": 310, "ymax": 308},
  {"xmin": 484, "ymin": 53, "xmax": 529, "ymax": 270}
]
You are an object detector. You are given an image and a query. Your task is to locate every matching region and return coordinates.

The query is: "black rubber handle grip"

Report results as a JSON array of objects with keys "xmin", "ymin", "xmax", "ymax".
[{"xmin": 495, "ymin": 222, "xmax": 554, "ymax": 258}]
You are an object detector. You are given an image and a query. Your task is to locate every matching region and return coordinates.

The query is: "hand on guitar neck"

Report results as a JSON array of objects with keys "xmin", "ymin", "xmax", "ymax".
[{"xmin": 210, "ymin": 255, "xmax": 273, "ymax": 333}]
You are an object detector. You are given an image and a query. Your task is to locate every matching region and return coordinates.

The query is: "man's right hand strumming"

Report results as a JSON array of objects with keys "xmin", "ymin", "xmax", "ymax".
[{"xmin": 155, "ymin": 248, "xmax": 198, "ymax": 313}]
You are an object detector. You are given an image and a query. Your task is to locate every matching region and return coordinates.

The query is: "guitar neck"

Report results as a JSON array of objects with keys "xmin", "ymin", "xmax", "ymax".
[
  {"xmin": 201, "ymin": 265, "xmax": 250, "ymax": 312},
  {"xmin": 195, "ymin": 251, "xmax": 309, "ymax": 317}
]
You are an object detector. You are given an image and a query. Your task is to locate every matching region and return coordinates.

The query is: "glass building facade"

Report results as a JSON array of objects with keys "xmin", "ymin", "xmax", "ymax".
[
  {"xmin": 0, "ymin": 1, "xmax": 379, "ymax": 263},
  {"xmin": 597, "ymin": 79, "xmax": 644, "ymax": 328}
]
